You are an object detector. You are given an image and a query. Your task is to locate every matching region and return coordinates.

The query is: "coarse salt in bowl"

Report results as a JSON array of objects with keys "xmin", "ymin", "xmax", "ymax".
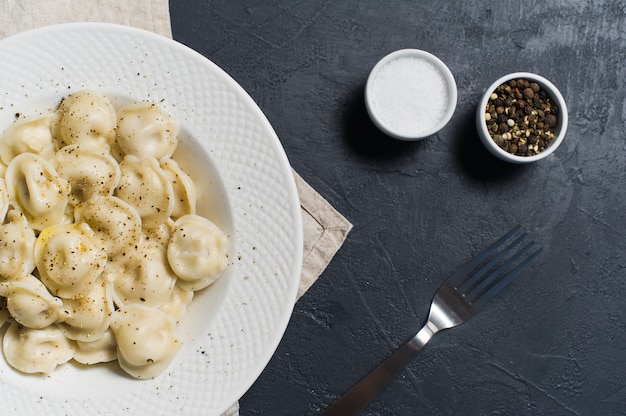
[
  {"xmin": 365, "ymin": 49, "xmax": 457, "ymax": 141},
  {"xmin": 476, "ymin": 72, "xmax": 568, "ymax": 163}
]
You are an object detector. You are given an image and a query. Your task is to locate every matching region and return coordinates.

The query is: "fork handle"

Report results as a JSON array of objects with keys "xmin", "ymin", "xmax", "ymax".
[{"xmin": 321, "ymin": 325, "xmax": 436, "ymax": 415}]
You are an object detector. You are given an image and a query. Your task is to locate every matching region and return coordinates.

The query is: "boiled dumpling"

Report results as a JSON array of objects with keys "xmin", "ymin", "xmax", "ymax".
[
  {"xmin": 61, "ymin": 278, "xmax": 114, "ymax": 341},
  {"xmin": 114, "ymin": 155, "xmax": 174, "ymax": 226},
  {"xmin": 5, "ymin": 153, "xmax": 71, "ymax": 231},
  {"xmin": 0, "ymin": 115, "xmax": 54, "ymax": 165},
  {"xmin": 3, "ymin": 322, "xmax": 74, "ymax": 374},
  {"xmin": 110, "ymin": 304, "xmax": 180, "ymax": 379},
  {"xmin": 72, "ymin": 328, "xmax": 117, "ymax": 365},
  {"xmin": 0, "ymin": 210, "xmax": 36, "ymax": 281},
  {"xmin": 53, "ymin": 144, "xmax": 121, "ymax": 204},
  {"xmin": 74, "ymin": 195, "xmax": 141, "ymax": 259},
  {"xmin": 161, "ymin": 159, "xmax": 196, "ymax": 219},
  {"xmin": 0, "ymin": 274, "xmax": 67, "ymax": 329},
  {"xmin": 54, "ymin": 90, "xmax": 116, "ymax": 151},
  {"xmin": 116, "ymin": 102, "xmax": 179, "ymax": 160},
  {"xmin": 34, "ymin": 223, "xmax": 107, "ymax": 299},
  {"xmin": 107, "ymin": 239, "xmax": 177, "ymax": 308},
  {"xmin": 167, "ymin": 214, "xmax": 228, "ymax": 291}
]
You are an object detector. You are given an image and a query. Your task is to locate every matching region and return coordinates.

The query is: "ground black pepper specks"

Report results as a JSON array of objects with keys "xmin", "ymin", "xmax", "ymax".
[{"xmin": 485, "ymin": 78, "xmax": 559, "ymax": 156}]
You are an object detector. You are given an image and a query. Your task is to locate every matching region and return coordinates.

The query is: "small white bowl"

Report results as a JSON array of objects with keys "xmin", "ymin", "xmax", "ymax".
[
  {"xmin": 365, "ymin": 49, "xmax": 457, "ymax": 141},
  {"xmin": 476, "ymin": 72, "xmax": 568, "ymax": 163}
]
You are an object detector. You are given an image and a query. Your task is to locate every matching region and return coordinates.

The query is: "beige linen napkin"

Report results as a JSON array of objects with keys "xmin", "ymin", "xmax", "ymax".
[{"xmin": 1, "ymin": 1, "xmax": 352, "ymax": 415}]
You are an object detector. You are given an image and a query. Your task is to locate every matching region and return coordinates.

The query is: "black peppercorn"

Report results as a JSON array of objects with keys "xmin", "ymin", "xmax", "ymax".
[
  {"xmin": 523, "ymin": 88, "xmax": 534, "ymax": 99},
  {"xmin": 544, "ymin": 114, "xmax": 557, "ymax": 127}
]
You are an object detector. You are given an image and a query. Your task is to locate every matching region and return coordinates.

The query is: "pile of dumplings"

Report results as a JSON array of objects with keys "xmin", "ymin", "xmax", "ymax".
[{"xmin": 0, "ymin": 90, "xmax": 229, "ymax": 379}]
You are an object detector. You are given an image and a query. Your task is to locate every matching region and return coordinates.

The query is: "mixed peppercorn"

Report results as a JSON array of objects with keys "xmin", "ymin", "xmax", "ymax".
[{"xmin": 485, "ymin": 78, "xmax": 558, "ymax": 156}]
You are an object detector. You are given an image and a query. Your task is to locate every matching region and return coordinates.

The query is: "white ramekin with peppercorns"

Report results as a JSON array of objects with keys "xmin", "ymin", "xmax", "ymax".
[{"xmin": 476, "ymin": 72, "xmax": 568, "ymax": 163}]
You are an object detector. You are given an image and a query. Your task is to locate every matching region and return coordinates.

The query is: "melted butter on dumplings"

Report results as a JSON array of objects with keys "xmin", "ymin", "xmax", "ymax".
[
  {"xmin": 0, "ymin": 90, "xmax": 230, "ymax": 378},
  {"xmin": 34, "ymin": 223, "xmax": 107, "ymax": 299}
]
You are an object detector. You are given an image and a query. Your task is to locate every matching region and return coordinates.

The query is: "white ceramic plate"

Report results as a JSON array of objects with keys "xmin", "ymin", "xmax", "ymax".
[{"xmin": 0, "ymin": 23, "xmax": 302, "ymax": 415}]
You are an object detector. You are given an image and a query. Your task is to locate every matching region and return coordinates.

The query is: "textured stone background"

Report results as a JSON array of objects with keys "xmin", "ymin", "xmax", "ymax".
[{"xmin": 171, "ymin": 1, "xmax": 626, "ymax": 415}]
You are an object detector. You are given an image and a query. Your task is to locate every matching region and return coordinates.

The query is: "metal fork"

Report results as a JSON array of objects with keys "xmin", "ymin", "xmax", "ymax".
[{"xmin": 321, "ymin": 225, "xmax": 543, "ymax": 416}]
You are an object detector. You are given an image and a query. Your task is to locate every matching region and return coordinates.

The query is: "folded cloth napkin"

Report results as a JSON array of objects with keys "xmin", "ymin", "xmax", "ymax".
[
  {"xmin": 0, "ymin": 2, "xmax": 352, "ymax": 415},
  {"xmin": 0, "ymin": 0, "xmax": 172, "ymax": 38}
]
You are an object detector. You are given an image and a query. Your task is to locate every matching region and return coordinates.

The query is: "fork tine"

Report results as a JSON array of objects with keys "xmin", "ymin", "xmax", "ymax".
[
  {"xmin": 470, "ymin": 243, "xmax": 543, "ymax": 310},
  {"xmin": 458, "ymin": 231, "xmax": 529, "ymax": 294},
  {"xmin": 446, "ymin": 225, "xmax": 522, "ymax": 288}
]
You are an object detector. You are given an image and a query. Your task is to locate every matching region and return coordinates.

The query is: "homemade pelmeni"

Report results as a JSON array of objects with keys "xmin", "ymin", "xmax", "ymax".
[{"xmin": 365, "ymin": 49, "xmax": 457, "ymax": 140}]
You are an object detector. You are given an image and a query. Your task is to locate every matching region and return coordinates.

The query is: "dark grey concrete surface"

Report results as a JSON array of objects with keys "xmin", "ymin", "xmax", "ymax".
[{"xmin": 170, "ymin": 1, "xmax": 626, "ymax": 415}]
